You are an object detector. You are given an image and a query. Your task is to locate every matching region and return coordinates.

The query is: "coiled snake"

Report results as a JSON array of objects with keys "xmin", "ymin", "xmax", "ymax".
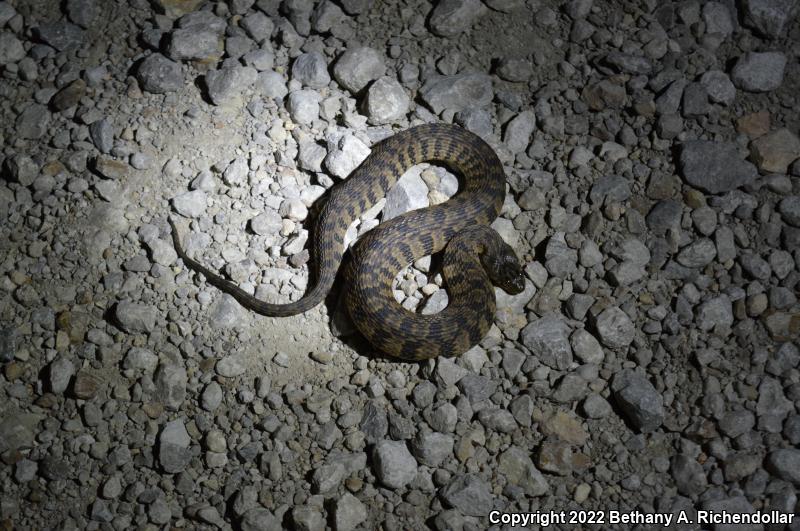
[{"xmin": 170, "ymin": 123, "xmax": 525, "ymax": 361}]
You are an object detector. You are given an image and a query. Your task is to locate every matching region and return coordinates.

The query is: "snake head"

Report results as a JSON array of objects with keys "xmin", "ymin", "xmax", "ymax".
[{"xmin": 487, "ymin": 252, "xmax": 526, "ymax": 295}]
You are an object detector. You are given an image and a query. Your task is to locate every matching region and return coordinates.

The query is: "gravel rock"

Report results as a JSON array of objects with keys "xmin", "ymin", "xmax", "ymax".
[
  {"xmin": 16, "ymin": 103, "xmax": 51, "ymax": 140},
  {"xmin": 749, "ymin": 128, "xmax": 800, "ymax": 174},
  {"xmin": 0, "ymin": 32, "xmax": 25, "ymax": 64},
  {"xmin": 137, "ymin": 53, "xmax": 184, "ymax": 93},
  {"xmin": 594, "ymin": 307, "xmax": 634, "ymax": 348},
  {"xmin": 334, "ymin": 493, "xmax": 367, "ymax": 531},
  {"xmin": 34, "ymin": 21, "xmax": 84, "ymax": 51},
  {"xmin": 155, "ymin": 363, "xmax": 188, "ymax": 410},
  {"xmin": 678, "ymin": 141, "xmax": 758, "ymax": 194},
  {"xmin": 440, "ymin": 474, "xmax": 493, "ymax": 516},
  {"xmin": 411, "ymin": 431, "xmax": 454, "ymax": 466},
  {"xmin": 671, "ymin": 455, "xmax": 708, "ymax": 497},
  {"xmin": 503, "ymin": 110, "xmax": 536, "ymax": 154},
  {"xmin": 612, "ymin": 369, "xmax": 664, "ymax": 432},
  {"xmin": 498, "ymin": 446, "xmax": 549, "ymax": 496},
  {"xmin": 420, "ymin": 72, "xmax": 493, "ymax": 114},
  {"xmin": 205, "ymin": 66, "xmax": 256, "ymax": 105},
  {"xmin": 520, "ymin": 314, "xmax": 573, "ymax": 370},
  {"xmin": 364, "ymin": 76, "xmax": 409, "ymax": 123},
  {"xmin": 766, "ymin": 448, "xmax": 800, "ymax": 485},
  {"xmin": 333, "ymin": 47, "xmax": 385, "ymax": 93},
  {"xmin": 292, "ymin": 51, "xmax": 330, "ymax": 89},
  {"xmin": 676, "ymin": 238, "xmax": 716, "ymax": 268},
  {"xmin": 172, "ymin": 190, "xmax": 207, "ymax": 217},
  {"xmin": 695, "ymin": 295, "xmax": 733, "ymax": 331},
  {"xmin": 741, "ymin": 0, "xmax": 799, "ymax": 38},
  {"xmin": 731, "ymin": 51, "xmax": 787, "ymax": 92},
  {"xmin": 287, "ymin": 89, "xmax": 321, "ymax": 124},
  {"xmin": 48, "ymin": 357, "xmax": 75, "ymax": 394},
  {"xmin": 372, "ymin": 440, "xmax": 417, "ymax": 488},
  {"xmin": 429, "ymin": 0, "xmax": 488, "ymax": 36},
  {"xmin": 159, "ymin": 419, "xmax": 192, "ymax": 474},
  {"xmin": 89, "ymin": 118, "xmax": 114, "ymax": 154},
  {"xmin": 778, "ymin": 196, "xmax": 800, "ymax": 227},
  {"xmin": 699, "ymin": 70, "xmax": 736, "ymax": 104},
  {"xmin": 168, "ymin": 27, "xmax": 222, "ymax": 61},
  {"xmin": 115, "ymin": 301, "xmax": 156, "ymax": 333}
]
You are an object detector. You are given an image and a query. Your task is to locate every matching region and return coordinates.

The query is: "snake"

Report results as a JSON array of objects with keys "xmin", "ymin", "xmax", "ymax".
[{"xmin": 170, "ymin": 123, "xmax": 526, "ymax": 361}]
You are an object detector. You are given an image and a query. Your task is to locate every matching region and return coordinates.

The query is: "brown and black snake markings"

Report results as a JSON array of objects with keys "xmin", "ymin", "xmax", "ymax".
[{"xmin": 170, "ymin": 123, "xmax": 526, "ymax": 361}]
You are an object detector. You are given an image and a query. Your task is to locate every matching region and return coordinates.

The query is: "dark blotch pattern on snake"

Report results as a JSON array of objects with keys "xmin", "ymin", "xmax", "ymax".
[{"xmin": 170, "ymin": 123, "xmax": 526, "ymax": 361}]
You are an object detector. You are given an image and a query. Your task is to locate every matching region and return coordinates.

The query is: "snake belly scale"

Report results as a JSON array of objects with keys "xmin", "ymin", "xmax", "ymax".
[{"xmin": 170, "ymin": 123, "xmax": 525, "ymax": 361}]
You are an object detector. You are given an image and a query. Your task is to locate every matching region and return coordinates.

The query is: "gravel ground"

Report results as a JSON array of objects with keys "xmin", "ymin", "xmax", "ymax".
[{"xmin": 1, "ymin": 0, "xmax": 800, "ymax": 529}]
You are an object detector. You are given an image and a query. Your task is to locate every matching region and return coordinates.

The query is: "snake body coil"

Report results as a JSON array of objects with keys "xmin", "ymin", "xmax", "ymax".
[{"xmin": 171, "ymin": 123, "xmax": 525, "ymax": 361}]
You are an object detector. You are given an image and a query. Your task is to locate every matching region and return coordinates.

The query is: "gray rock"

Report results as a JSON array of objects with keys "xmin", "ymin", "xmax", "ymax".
[
  {"xmin": 334, "ymin": 493, "xmax": 367, "ymax": 531},
  {"xmin": 172, "ymin": 190, "xmax": 207, "ymax": 218},
  {"xmin": 647, "ymin": 200, "xmax": 683, "ymax": 235},
  {"xmin": 520, "ymin": 314, "xmax": 573, "ymax": 370},
  {"xmin": 731, "ymin": 51, "xmax": 787, "ymax": 92},
  {"xmin": 741, "ymin": 0, "xmax": 799, "ymax": 38},
  {"xmin": 210, "ymin": 294, "xmax": 247, "ymax": 329},
  {"xmin": 779, "ymin": 196, "xmax": 800, "ymax": 227},
  {"xmin": 48, "ymin": 357, "xmax": 75, "ymax": 394},
  {"xmin": 739, "ymin": 253, "xmax": 771, "ymax": 279},
  {"xmin": 700, "ymin": 70, "xmax": 736, "ymax": 104},
  {"xmin": 544, "ymin": 232, "xmax": 578, "ymax": 278},
  {"xmin": 292, "ymin": 506, "xmax": 325, "ymax": 531},
  {"xmin": 364, "ymin": 76, "xmax": 409, "ymax": 124},
  {"xmin": 201, "ymin": 382, "xmax": 223, "ymax": 411},
  {"xmin": 14, "ymin": 459, "xmax": 37, "ymax": 483},
  {"xmin": 250, "ymin": 211, "xmax": 282, "ymax": 236},
  {"xmin": 767, "ymin": 449, "xmax": 800, "ymax": 485},
  {"xmin": 137, "ymin": 54, "xmax": 184, "ymax": 94},
  {"xmin": 594, "ymin": 307, "xmax": 634, "ymax": 348},
  {"xmin": 159, "ymin": 419, "xmax": 192, "ymax": 474},
  {"xmin": 168, "ymin": 28, "xmax": 222, "ymax": 61},
  {"xmin": 477, "ymin": 408, "xmax": 518, "ymax": 432},
  {"xmin": 718, "ymin": 410, "xmax": 755, "ymax": 438},
  {"xmin": 311, "ymin": 462, "xmax": 345, "ymax": 493},
  {"xmin": 373, "ymin": 440, "xmax": 417, "ymax": 488},
  {"xmin": 155, "ymin": 363, "xmax": 188, "ymax": 410},
  {"xmin": 324, "ymin": 134, "xmax": 371, "ymax": 180},
  {"xmin": 34, "ymin": 21, "xmax": 84, "ymax": 51},
  {"xmin": 0, "ymin": 32, "xmax": 25, "ymax": 64},
  {"xmin": 420, "ymin": 72, "xmax": 493, "ymax": 114},
  {"xmin": 332, "ymin": 47, "xmax": 385, "ymax": 93},
  {"xmin": 5, "ymin": 154, "xmax": 39, "ymax": 186},
  {"xmin": 223, "ymin": 157, "xmax": 248, "ymax": 186},
  {"xmin": 123, "ymin": 347, "xmax": 158, "ymax": 372},
  {"xmin": 695, "ymin": 295, "xmax": 733, "ymax": 331},
  {"xmin": 457, "ymin": 374, "xmax": 496, "ymax": 403},
  {"xmin": 89, "ymin": 118, "xmax": 114, "ymax": 154},
  {"xmin": 440, "ymin": 474, "xmax": 493, "ymax": 517},
  {"xmin": 701, "ymin": 497, "xmax": 759, "ymax": 531},
  {"xmin": 301, "ymin": 0, "xmax": 334, "ymax": 28},
  {"xmin": 657, "ymin": 113, "xmax": 684, "ymax": 139},
  {"xmin": 582, "ymin": 393, "xmax": 612, "ymax": 418},
  {"xmin": 681, "ymin": 82, "xmax": 710, "ymax": 117},
  {"xmin": 115, "ymin": 301, "xmax": 156, "ymax": 333},
  {"xmin": 702, "ymin": 2, "xmax": 733, "ymax": 35},
  {"xmin": 589, "ymin": 174, "xmax": 631, "ymax": 205},
  {"xmin": 292, "ymin": 51, "xmax": 330, "ymax": 89},
  {"xmin": 205, "ymin": 66, "xmax": 256, "ymax": 105},
  {"xmin": 504, "ymin": 110, "xmax": 536, "ymax": 154},
  {"xmin": 0, "ymin": 410, "xmax": 43, "ymax": 453},
  {"xmin": 382, "ymin": 168, "xmax": 428, "ymax": 220},
  {"xmin": 612, "ymin": 369, "xmax": 664, "ymax": 432},
  {"xmin": 216, "ymin": 354, "xmax": 248, "ymax": 377},
  {"xmin": 498, "ymin": 446, "xmax": 548, "ymax": 496},
  {"xmin": 676, "ymin": 238, "xmax": 716, "ymax": 268},
  {"xmin": 678, "ymin": 141, "xmax": 758, "ymax": 194},
  {"xmin": 0, "ymin": 328, "xmax": 16, "ymax": 363},
  {"xmin": 241, "ymin": 11, "xmax": 274, "ymax": 43},
  {"xmin": 671, "ymin": 455, "xmax": 708, "ymax": 497},
  {"xmin": 411, "ymin": 431, "xmax": 454, "ymax": 466},
  {"xmin": 16, "ymin": 103, "xmax": 51, "ymax": 140},
  {"xmin": 570, "ymin": 329, "xmax": 604, "ymax": 364},
  {"xmin": 429, "ymin": 0, "xmax": 488, "ymax": 36},
  {"xmin": 602, "ymin": 51, "xmax": 652, "ymax": 75},
  {"xmin": 287, "ymin": 89, "xmax": 321, "ymax": 124},
  {"xmin": 257, "ymin": 70, "xmax": 288, "ymax": 99}
]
